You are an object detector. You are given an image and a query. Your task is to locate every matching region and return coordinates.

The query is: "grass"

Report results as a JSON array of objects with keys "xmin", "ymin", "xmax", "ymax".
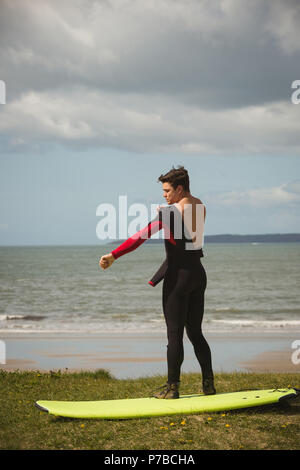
[{"xmin": 0, "ymin": 369, "xmax": 299, "ymax": 450}]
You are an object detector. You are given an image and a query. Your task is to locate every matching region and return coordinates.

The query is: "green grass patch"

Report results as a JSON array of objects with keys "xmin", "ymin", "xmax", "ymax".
[{"xmin": 0, "ymin": 370, "xmax": 299, "ymax": 450}]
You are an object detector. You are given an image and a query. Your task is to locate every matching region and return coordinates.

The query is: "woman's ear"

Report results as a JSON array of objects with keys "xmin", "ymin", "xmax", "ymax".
[{"xmin": 176, "ymin": 184, "xmax": 183, "ymax": 195}]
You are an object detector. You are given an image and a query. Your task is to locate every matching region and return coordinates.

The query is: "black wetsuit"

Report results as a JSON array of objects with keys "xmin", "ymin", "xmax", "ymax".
[{"xmin": 111, "ymin": 205, "xmax": 214, "ymax": 384}]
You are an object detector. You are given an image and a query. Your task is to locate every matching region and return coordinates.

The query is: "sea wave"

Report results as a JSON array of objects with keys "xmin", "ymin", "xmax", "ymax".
[
  {"xmin": 211, "ymin": 307, "xmax": 300, "ymax": 314},
  {"xmin": 213, "ymin": 307, "xmax": 244, "ymax": 313},
  {"xmin": 0, "ymin": 314, "xmax": 47, "ymax": 321},
  {"xmin": 0, "ymin": 316, "xmax": 299, "ymax": 335},
  {"xmin": 210, "ymin": 319, "xmax": 300, "ymax": 329}
]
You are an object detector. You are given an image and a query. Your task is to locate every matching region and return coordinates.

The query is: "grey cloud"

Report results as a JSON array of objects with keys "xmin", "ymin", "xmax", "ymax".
[
  {"xmin": 0, "ymin": 0, "xmax": 300, "ymax": 154},
  {"xmin": 283, "ymin": 180, "xmax": 300, "ymax": 195},
  {"xmin": 204, "ymin": 180, "xmax": 300, "ymax": 208},
  {"xmin": 1, "ymin": 87, "xmax": 299, "ymax": 155},
  {"xmin": 1, "ymin": 0, "xmax": 299, "ymax": 105}
]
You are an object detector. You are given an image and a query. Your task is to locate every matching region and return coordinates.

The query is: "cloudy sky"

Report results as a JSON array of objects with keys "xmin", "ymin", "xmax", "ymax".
[{"xmin": 0, "ymin": 0, "xmax": 300, "ymax": 245}]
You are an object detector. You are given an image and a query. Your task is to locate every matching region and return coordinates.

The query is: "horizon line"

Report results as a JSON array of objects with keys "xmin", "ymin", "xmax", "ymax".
[{"xmin": 1, "ymin": 232, "xmax": 300, "ymax": 247}]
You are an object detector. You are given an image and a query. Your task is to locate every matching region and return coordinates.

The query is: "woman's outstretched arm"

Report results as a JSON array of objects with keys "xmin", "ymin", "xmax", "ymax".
[
  {"xmin": 99, "ymin": 207, "xmax": 176, "ymax": 270},
  {"xmin": 99, "ymin": 210, "xmax": 164, "ymax": 270}
]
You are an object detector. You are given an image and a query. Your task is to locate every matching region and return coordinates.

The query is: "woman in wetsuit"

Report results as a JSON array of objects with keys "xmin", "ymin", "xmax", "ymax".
[{"xmin": 99, "ymin": 166, "xmax": 215, "ymax": 398}]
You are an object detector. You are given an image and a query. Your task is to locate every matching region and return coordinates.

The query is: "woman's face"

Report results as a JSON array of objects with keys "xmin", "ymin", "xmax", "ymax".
[{"xmin": 162, "ymin": 182, "xmax": 183, "ymax": 204}]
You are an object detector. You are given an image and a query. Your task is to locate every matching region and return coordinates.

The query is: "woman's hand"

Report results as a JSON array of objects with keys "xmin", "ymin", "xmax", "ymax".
[{"xmin": 99, "ymin": 253, "xmax": 115, "ymax": 270}]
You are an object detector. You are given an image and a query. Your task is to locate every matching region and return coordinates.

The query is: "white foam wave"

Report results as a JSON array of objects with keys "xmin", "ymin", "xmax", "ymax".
[
  {"xmin": 0, "ymin": 314, "xmax": 46, "ymax": 321},
  {"xmin": 0, "ymin": 314, "xmax": 27, "ymax": 321},
  {"xmin": 211, "ymin": 319, "xmax": 300, "ymax": 328}
]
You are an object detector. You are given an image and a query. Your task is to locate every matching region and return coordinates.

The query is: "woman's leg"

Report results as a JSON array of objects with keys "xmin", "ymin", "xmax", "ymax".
[
  {"xmin": 162, "ymin": 272, "xmax": 189, "ymax": 384},
  {"xmin": 185, "ymin": 269, "xmax": 214, "ymax": 380}
]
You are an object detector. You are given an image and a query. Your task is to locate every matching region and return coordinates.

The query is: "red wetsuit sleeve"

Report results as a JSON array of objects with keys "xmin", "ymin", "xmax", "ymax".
[{"xmin": 111, "ymin": 213, "xmax": 176, "ymax": 260}]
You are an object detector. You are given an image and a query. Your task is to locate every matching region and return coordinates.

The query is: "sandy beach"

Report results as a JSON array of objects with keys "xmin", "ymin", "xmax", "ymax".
[
  {"xmin": 241, "ymin": 349, "xmax": 300, "ymax": 373},
  {"xmin": 1, "ymin": 331, "xmax": 299, "ymax": 378}
]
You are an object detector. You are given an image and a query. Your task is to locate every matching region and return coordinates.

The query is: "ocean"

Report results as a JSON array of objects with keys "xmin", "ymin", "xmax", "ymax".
[{"xmin": 0, "ymin": 243, "xmax": 300, "ymax": 335}]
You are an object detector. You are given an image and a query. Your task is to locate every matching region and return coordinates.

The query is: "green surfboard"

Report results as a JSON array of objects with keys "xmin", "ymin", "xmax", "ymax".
[{"xmin": 35, "ymin": 388, "xmax": 299, "ymax": 419}]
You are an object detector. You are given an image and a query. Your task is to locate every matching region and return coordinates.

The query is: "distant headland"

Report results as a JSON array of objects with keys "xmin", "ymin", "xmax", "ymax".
[{"xmin": 109, "ymin": 233, "xmax": 300, "ymax": 244}]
